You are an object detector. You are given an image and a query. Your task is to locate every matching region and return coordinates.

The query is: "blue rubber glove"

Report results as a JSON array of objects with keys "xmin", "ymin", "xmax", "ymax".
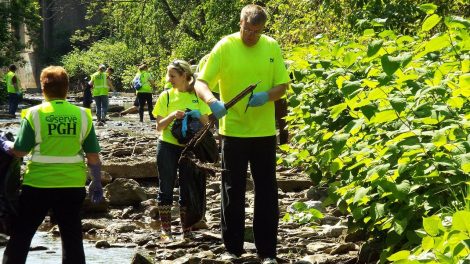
[
  {"xmin": 186, "ymin": 109, "xmax": 201, "ymax": 119},
  {"xmin": 88, "ymin": 163, "xmax": 103, "ymax": 204},
  {"xmin": 181, "ymin": 114, "xmax": 189, "ymax": 138},
  {"xmin": 248, "ymin": 92, "xmax": 269, "ymax": 107},
  {"xmin": 209, "ymin": 100, "xmax": 227, "ymax": 119},
  {"xmin": 0, "ymin": 135, "xmax": 14, "ymax": 155}
]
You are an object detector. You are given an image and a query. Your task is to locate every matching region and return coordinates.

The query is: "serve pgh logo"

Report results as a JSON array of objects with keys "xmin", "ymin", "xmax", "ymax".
[{"xmin": 45, "ymin": 115, "xmax": 78, "ymax": 136}]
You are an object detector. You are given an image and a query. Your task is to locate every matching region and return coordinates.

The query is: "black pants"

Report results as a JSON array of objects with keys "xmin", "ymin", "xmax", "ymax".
[
  {"xmin": 2, "ymin": 186, "xmax": 86, "ymax": 264},
  {"xmin": 137, "ymin": 93, "xmax": 154, "ymax": 121},
  {"xmin": 221, "ymin": 136, "xmax": 279, "ymax": 258}
]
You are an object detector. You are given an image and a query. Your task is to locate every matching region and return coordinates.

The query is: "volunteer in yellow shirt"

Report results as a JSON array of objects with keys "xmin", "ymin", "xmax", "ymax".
[
  {"xmin": 152, "ymin": 59, "xmax": 210, "ymax": 241},
  {"xmin": 194, "ymin": 4, "xmax": 290, "ymax": 264},
  {"xmin": 1, "ymin": 66, "xmax": 102, "ymax": 264},
  {"xmin": 4, "ymin": 64, "xmax": 21, "ymax": 116}
]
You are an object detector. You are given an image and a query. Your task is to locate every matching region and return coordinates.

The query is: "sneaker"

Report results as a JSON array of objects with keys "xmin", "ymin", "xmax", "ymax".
[
  {"xmin": 96, "ymin": 121, "xmax": 104, "ymax": 126},
  {"xmin": 262, "ymin": 258, "xmax": 278, "ymax": 264},
  {"xmin": 220, "ymin": 252, "xmax": 238, "ymax": 261}
]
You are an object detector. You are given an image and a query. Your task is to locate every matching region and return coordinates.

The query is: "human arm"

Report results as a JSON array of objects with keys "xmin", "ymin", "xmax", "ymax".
[
  {"xmin": 155, "ymin": 110, "xmax": 185, "ymax": 132},
  {"xmin": 194, "ymin": 80, "xmax": 227, "ymax": 119},
  {"xmin": 107, "ymin": 77, "xmax": 115, "ymax": 91}
]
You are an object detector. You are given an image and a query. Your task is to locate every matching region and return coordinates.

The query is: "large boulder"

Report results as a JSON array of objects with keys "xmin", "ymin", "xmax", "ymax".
[{"xmin": 105, "ymin": 178, "xmax": 147, "ymax": 206}]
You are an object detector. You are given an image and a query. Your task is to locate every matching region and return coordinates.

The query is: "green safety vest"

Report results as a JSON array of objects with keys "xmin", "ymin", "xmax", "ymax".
[
  {"xmin": 137, "ymin": 71, "xmax": 152, "ymax": 93},
  {"xmin": 5, "ymin": 71, "xmax": 17, "ymax": 93},
  {"xmin": 22, "ymin": 100, "xmax": 93, "ymax": 188},
  {"xmin": 91, "ymin": 71, "xmax": 109, "ymax": 96}
]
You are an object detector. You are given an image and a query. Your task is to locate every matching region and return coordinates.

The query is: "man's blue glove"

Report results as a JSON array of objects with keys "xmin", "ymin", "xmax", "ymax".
[
  {"xmin": 0, "ymin": 135, "xmax": 14, "ymax": 155},
  {"xmin": 209, "ymin": 100, "xmax": 227, "ymax": 119},
  {"xmin": 248, "ymin": 92, "xmax": 269, "ymax": 107},
  {"xmin": 88, "ymin": 163, "xmax": 103, "ymax": 204}
]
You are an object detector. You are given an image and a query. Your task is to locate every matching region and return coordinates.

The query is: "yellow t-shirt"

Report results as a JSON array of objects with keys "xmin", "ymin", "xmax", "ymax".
[
  {"xmin": 152, "ymin": 89, "xmax": 211, "ymax": 146},
  {"xmin": 198, "ymin": 33, "xmax": 290, "ymax": 137}
]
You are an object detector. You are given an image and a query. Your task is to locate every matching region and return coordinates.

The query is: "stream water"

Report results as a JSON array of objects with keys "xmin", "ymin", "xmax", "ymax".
[{"xmin": 0, "ymin": 232, "xmax": 137, "ymax": 263}]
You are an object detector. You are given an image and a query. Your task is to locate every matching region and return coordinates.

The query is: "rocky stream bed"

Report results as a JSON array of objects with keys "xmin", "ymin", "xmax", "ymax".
[{"xmin": 0, "ymin": 94, "xmax": 362, "ymax": 264}]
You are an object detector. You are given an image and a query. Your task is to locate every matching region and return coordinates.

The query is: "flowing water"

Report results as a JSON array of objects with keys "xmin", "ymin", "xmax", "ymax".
[{"xmin": 0, "ymin": 232, "xmax": 137, "ymax": 263}]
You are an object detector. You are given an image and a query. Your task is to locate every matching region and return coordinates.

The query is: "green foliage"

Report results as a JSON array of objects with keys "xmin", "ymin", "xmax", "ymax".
[
  {"xmin": 61, "ymin": 40, "xmax": 146, "ymax": 91},
  {"xmin": 280, "ymin": 9, "xmax": 470, "ymax": 261},
  {"xmin": 64, "ymin": 0, "xmax": 244, "ymax": 86},
  {"xmin": 282, "ymin": 201, "xmax": 324, "ymax": 225},
  {"xmin": 388, "ymin": 210, "xmax": 470, "ymax": 263},
  {"xmin": 0, "ymin": 0, "xmax": 41, "ymax": 65}
]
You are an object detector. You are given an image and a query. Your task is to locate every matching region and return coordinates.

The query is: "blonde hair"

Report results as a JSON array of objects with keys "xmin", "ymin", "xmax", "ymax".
[
  {"xmin": 167, "ymin": 59, "xmax": 195, "ymax": 91},
  {"xmin": 40, "ymin": 66, "xmax": 69, "ymax": 99}
]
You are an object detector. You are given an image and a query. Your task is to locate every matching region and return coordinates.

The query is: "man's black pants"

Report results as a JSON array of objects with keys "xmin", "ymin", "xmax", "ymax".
[
  {"xmin": 221, "ymin": 136, "xmax": 279, "ymax": 258},
  {"xmin": 2, "ymin": 186, "xmax": 86, "ymax": 264}
]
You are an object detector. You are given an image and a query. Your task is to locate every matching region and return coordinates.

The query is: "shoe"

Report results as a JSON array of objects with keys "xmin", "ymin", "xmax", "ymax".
[
  {"xmin": 96, "ymin": 121, "xmax": 104, "ymax": 126},
  {"xmin": 160, "ymin": 229, "xmax": 174, "ymax": 242},
  {"xmin": 220, "ymin": 252, "xmax": 238, "ymax": 261},
  {"xmin": 261, "ymin": 257, "xmax": 278, "ymax": 264}
]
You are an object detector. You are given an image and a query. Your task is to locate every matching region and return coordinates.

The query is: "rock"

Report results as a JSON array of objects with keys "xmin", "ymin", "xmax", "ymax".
[
  {"xmin": 95, "ymin": 240, "xmax": 110, "ymax": 248},
  {"xmin": 106, "ymin": 223, "xmax": 138, "ymax": 233},
  {"xmin": 319, "ymin": 224, "xmax": 348, "ymax": 238},
  {"xmin": 82, "ymin": 197, "xmax": 109, "ymax": 214},
  {"xmin": 330, "ymin": 242, "xmax": 356, "ymax": 255},
  {"xmin": 0, "ymin": 234, "xmax": 8, "ymax": 247},
  {"xmin": 105, "ymin": 178, "xmax": 147, "ymax": 206},
  {"xmin": 277, "ymin": 178, "xmax": 312, "ymax": 192},
  {"xmin": 102, "ymin": 158, "xmax": 157, "ymax": 179},
  {"xmin": 305, "ymin": 186, "xmax": 328, "ymax": 201},
  {"xmin": 306, "ymin": 242, "xmax": 336, "ymax": 254},
  {"xmin": 30, "ymin": 245, "xmax": 48, "ymax": 251},
  {"xmin": 130, "ymin": 252, "xmax": 153, "ymax": 264}
]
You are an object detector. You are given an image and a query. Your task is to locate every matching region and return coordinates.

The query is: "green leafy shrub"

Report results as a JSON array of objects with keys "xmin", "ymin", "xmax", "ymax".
[
  {"xmin": 283, "ymin": 201, "xmax": 324, "ymax": 225},
  {"xmin": 280, "ymin": 6, "xmax": 469, "ymax": 262},
  {"xmin": 388, "ymin": 210, "xmax": 470, "ymax": 263}
]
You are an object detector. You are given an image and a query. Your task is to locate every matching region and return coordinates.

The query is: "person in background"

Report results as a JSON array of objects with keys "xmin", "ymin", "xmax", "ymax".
[
  {"xmin": 81, "ymin": 76, "xmax": 93, "ymax": 109},
  {"xmin": 90, "ymin": 64, "xmax": 114, "ymax": 126},
  {"xmin": 0, "ymin": 66, "xmax": 103, "ymax": 264},
  {"xmin": 152, "ymin": 59, "xmax": 210, "ymax": 241},
  {"xmin": 4, "ymin": 64, "xmax": 22, "ymax": 117},
  {"xmin": 135, "ymin": 64, "xmax": 156, "ymax": 122},
  {"xmin": 194, "ymin": 4, "xmax": 290, "ymax": 264}
]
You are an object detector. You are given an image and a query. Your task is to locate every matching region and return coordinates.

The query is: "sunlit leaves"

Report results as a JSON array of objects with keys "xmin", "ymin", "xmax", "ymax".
[
  {"xmin": 422, "ymin": 14, "xmax": 442, "ymax": 32},
  {"xmin": 418, "ymin": 3, "xmax": 438, "ymax": 15}
]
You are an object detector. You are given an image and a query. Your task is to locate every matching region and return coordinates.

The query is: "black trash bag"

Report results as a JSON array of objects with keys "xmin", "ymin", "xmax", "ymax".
[
  {"xmin": 182, "ymin": 163, "xmax": 207, "ymax": 228},
  {"xmin": 0, "ymin": 132, "xmax": 21, "ymax": 235},
  {"xmin": 171, "ymin": 109, "xmax": 203, "ymax": 145},
  {"xmin": 192, "ymin": 131, "xmax": 219, "ymax": 163}
]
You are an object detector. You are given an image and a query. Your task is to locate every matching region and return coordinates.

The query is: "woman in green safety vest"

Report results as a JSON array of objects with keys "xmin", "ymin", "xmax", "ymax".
[{"xmin": 0, "ymin": 66, "xmax": 103, "ymax": 264}]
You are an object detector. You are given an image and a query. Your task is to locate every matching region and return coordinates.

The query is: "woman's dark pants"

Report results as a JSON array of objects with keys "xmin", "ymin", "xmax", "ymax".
[{"xmin": 2, "ymin": 186, "xmax": 86, "ymax": 264}]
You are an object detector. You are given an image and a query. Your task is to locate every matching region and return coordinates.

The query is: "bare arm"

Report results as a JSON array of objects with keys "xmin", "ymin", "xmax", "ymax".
[
  {"xmin": 267, "ymin": 83, "xmax": 289, "ymax": 101},
  {"xmin": 107, "ymin": 78, "xmax": 115, "ymax": 91},
  {"xmin": 86, "ymin": 152, "xmax": 101, "ymax": 165},
  {"xmin": 194, "ymin": 80, "xmax": 217, "ymax": 104},
  {"xmin": 10, "ymin": 148, "xmax": 28, "ymax": 158},
  {"xmin": 12, "ymin": 76, "xmax": 19, "ymax": 91},
  {"xmin": 155, "ymin": 110, "xmax": 185, "ymax": 132}
]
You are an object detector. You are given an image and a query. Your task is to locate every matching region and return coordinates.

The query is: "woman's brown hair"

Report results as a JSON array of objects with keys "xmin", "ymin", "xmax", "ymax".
[{"xmin": 40, "ymin": 66, "xmax": 69, "ymax": 99}]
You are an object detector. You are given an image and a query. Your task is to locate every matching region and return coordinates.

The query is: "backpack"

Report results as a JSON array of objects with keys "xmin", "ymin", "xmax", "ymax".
[{"xmin": 132, "ymin": 74, "xmax": 142, "ymax": 90}]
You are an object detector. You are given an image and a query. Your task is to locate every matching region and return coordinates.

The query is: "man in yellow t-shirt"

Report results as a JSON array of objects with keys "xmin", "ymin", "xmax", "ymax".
[{"xmin": 194, "ymin": 4, "xmax": 290, "ymax": 264}]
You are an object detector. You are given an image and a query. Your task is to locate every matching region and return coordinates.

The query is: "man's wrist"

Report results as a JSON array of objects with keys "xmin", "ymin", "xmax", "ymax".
[{"xmin": 206, "ymin": 97, "xmax": 217, "ymax": 104}]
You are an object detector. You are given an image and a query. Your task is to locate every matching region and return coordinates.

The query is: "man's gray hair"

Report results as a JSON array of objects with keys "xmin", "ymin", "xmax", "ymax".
[{"xmin": 240, "ymin": 4, "xmax": 267, "ymax": 25}]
